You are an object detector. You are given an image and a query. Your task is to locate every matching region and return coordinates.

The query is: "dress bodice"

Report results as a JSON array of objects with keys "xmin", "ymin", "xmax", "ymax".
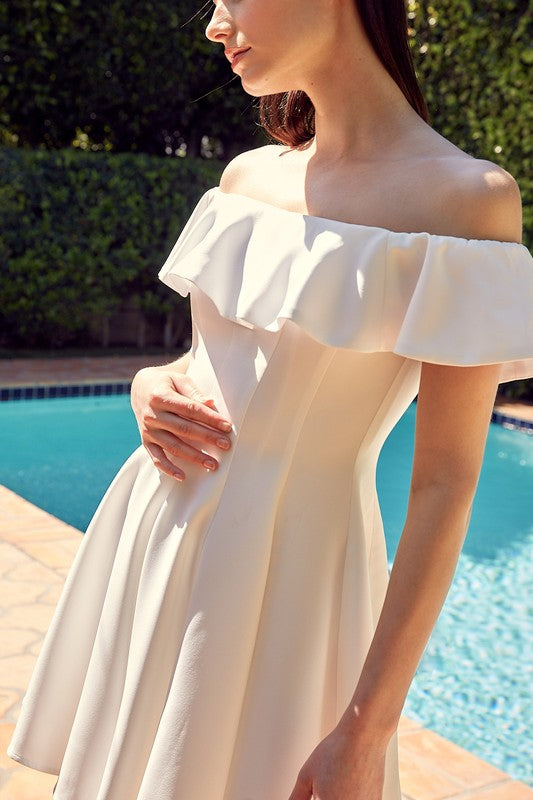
[
  {"xmin": 157, "ymin": 186, "xmax": 533, "ymax": 479},
  {"xmin": 160, "ymin": 187, "xmax": 533, "ymax": 384}
]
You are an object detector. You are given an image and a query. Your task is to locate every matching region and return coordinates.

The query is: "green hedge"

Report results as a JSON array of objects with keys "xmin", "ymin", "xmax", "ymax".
[
  {"xmin": 0, "ymin": 0, "xmax": 256, "ymax": 158},
  {"xmin": 0, "ymin": 146, "xmax": 530, "ymax": 398},
  {"xmin": 409, "ymin": 1, "xmax": 533, "ymax": 401},
  {"xmin": 408, "ymin": 0, "xmax": 532, "ymax": 247},
  {"xmin": 0, "ymin": 149, "xmax": 223, "ymax": 347}
]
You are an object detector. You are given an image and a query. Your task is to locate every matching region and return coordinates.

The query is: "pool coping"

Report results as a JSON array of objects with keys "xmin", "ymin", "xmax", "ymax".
[
  {"xmin": 0, "ymin": 382, "xmax": 132, "ymax": 401},
  {"xmin": 2, "ymin": 381, "xmax": 532, "ymax": 435},
  {"xmin": 491, "ymin": 409, "xmax": 533, "ymax": 434},
  {"xmin": 1, "ymin": 354, "xmax": 532, "ymax": 429},
  {"xmin": 1, "ymin": 484, "xmax": 532, "ymax": 799}
]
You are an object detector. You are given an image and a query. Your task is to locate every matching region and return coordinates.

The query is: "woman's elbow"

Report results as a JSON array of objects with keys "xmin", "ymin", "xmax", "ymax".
[{"xmin": 409, "ymin": 467, "xmax": 481, "ymax": 514}]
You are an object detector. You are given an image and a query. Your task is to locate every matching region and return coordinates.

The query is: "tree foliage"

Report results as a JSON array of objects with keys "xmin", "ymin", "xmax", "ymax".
[
  {"xmin": 407, "ymin": 0, "xmax": 532, "ymax": 238},
  {"xmin": 0, "ymin": 0, "xmax": 530, "ymax": 230},
  {"xmin": 0, "ymin": 0, "xmax": 531, "ymax": 393},
  {"xmin": 0, "ymin": 0, "xmax": 261, "ymax": 157},
  {"xmin": 0, "ymin": 148, "xmax": 222, "ymax": 346}
]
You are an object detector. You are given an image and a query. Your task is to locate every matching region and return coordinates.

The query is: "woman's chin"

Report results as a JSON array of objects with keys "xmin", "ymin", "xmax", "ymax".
[
  {"xmin": 237, "ymin": 74, "xmax": 270, "ymax": 98},
  {"xmin": 239, "ymin": 81, "xmax": 264, "ymax": 98},
  {"xmin": 239, "ymin": 78, "xmax": 296, "ymax": 99}
]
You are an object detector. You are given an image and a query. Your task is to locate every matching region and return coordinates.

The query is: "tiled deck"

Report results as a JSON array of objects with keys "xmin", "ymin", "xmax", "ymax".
[
  {"xmin": 0, "ymin": 354, "xmax": 171, "ymax": 388},
  {"xmin": 1, "ymin": 354, "xmax": 531, "ymax": 425},
  {"xmin": 1, "ymin": 355, "xmax": 532, "ymax": 798}
]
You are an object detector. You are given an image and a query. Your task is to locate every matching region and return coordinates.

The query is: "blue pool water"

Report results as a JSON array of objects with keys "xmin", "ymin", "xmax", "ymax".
[{"xmin": 0, "ymin": 396, "xmax": 531, "ymax": 783}]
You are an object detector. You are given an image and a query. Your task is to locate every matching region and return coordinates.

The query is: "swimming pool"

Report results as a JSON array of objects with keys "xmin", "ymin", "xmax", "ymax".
[{"xmin": 0, "ymin": 396, "xmax": 531, "ymax": 783}]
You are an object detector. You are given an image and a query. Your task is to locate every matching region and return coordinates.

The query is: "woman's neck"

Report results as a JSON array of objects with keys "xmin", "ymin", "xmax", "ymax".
[{"xmin": 298, "ymin": 8, "xmax": 425, "ymax": 162}]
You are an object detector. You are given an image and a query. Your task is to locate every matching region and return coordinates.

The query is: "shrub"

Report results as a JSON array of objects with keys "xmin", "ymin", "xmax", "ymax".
[
  {"xmin": 409, "ymin": 2, "xmax": 533, "ymax": 400},
  {"xmin": 0, "ymin": 0, "xmax": 258, "ymax": 158},
  {"xmin": 0, "ymin": 148, "xmax": 223, "ymax": 347},
  {"xmin": 408, "ymin": 0, "xmax": 532, "ymax": 245}
]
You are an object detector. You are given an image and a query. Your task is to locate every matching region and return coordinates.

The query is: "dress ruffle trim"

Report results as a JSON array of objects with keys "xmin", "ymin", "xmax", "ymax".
[{"xmin": 159, "ymin": 188, "xmax": 533, "ymax": 383}]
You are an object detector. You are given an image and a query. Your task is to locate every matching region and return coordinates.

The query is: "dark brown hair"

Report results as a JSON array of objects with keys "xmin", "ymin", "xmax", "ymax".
[{"xmin": 259, "ymin": 0, "xmax": 429, "ymax": 147}]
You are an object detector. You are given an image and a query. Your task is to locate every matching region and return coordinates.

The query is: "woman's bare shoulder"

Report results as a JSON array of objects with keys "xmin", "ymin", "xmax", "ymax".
[
  {"xmin": 219, "ymin": 145, "xmax": 288, "ymax": 195},
  {"xmin": 217, "ymin": 139, "xmax": 522, "ymax": 245},
  {"xmin": 375, "ymin": 122, "xmax": 523, "ymax": 242},
  {"xmin": 427, "ymin": 155, "xmax": 522, "ymax": 243}
]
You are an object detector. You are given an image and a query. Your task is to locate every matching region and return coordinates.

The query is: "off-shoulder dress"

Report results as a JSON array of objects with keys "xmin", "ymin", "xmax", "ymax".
[{"xmin": 8, "ymin": 188, "xmax": 533, "ymax": 800}]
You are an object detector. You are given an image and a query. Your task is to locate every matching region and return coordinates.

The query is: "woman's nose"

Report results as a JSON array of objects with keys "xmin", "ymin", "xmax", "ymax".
[{"xmin": 205, "ymin": 3, "xmax": 233, "ymax": 43}]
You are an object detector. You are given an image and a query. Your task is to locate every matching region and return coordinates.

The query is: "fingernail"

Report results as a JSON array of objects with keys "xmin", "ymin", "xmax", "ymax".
[
  {"xmin": 203, "ymin": 458, "xmax": 217, "ymax": 471},
  {"xmin": 219, "ymin": 421, "xmax": 232, "ymax": 432},
  {"xmin": 217, "ymin": 437, "xmax": 230, "ymax": 450}
]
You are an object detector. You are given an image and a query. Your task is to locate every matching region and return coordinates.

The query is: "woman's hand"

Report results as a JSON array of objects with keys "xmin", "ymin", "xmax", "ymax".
[
  {"xmin": 130, "ymin": 364, "xmax": 233, "ymax": 481},
  {"xmin": 288, "ymin": 713, "xmax": 387, "ymax": 800}
]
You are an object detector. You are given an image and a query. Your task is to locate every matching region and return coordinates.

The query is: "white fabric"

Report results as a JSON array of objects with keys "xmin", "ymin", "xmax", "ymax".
[
  {"xmin": 9, "ymin": 188, "xmax": 533, "ymax": 800},
  {"xmin": 160, "ymin": 189, "xmax": 533, "ymax": 382}
]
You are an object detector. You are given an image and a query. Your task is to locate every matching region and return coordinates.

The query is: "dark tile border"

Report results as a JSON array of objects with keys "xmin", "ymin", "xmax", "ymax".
[
  {"xmin": 0, "ymin": 382, "xmax": 132, "ymax": 402},
  {"xmin": 491, "ymin": 410, "xmax": 533, "ymax": 434},
  {"xmin": 1, "ymin": 384, "xmax": 532, "ymax": 434}
]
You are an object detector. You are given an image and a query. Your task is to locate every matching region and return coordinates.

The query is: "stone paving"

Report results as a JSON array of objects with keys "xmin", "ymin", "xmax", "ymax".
[
  {"xmin": 0, "ymin": 485, "xmax": 531, "ymax": 800},
  {"xmin": 0, "ymin": 355, "xmax": 172, "ymax": 388},
  {"xmin": 1, "ymin": 354, "xmax": 531, "ymax": 423}
]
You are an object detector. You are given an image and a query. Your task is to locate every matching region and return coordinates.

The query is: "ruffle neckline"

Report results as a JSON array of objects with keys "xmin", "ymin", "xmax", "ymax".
[{"xmin": 159, "ymin": 188, "xmax": 533, "ymax": 383}]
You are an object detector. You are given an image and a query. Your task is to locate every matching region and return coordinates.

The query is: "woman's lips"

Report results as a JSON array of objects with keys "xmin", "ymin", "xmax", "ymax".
[{"xmin": 225, "ymin": 47, "xmax": 251, "ymax": 68}]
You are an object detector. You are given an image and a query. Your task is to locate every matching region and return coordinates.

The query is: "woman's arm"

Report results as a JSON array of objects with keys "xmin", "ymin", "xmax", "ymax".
[
  {"xmin": 289, "ymin": 164, "xmax": 522, "ymax": 800},
  {"xmin": 290, "ymin": 363, "xmax": 501, "ymax": 800},
  {"xmin": 346, "ymin": 361, "xmax": 501, "ymax": 738},
  {"xmin": 130, "ymin": 352, "xmax": 233, "ymax": 481}
]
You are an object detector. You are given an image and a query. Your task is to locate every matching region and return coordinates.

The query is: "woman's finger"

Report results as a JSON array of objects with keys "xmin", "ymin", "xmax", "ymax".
[
  {"xmin": 159, "ymin": 393, "xmax": 232, "ymax": 433},
  {"xmin": 146, "ymin": 408, "xmax": 232, "ymax": 451},
  {"xmin": 144, "ymin": 442, "xmax": 186, "ymax": 482},
  {"xmin": 162, "ymin": 376, "xmax": 233, "ymax": 432},
  {"xmin": 145, "ymin": 429, "xmax": 220, "ymax": 472}
]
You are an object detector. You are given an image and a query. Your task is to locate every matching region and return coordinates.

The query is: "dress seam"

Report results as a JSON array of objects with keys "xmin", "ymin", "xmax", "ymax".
[
  {"xmin": 221, "ymin": 344, "xmax": 337, "ymax": 800},
  {"xmin": 337, "ymin": 357, "xmax": 418, "ymax": 708},
  {"xmin": 138, "ymin": 322, "xmax": 287, "ymax": 793}
]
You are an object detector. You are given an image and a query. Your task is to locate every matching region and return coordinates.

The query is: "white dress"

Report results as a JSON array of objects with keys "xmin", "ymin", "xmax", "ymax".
[{"xmin": 8, "ymin": 189, "xmax": 533, "ymax": 800}]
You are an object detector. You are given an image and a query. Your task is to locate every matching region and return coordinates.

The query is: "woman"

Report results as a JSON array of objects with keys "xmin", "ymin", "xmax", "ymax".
[{"xmin": 9, "ymin": 1, "xmax": 533, "ymax": 798}]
